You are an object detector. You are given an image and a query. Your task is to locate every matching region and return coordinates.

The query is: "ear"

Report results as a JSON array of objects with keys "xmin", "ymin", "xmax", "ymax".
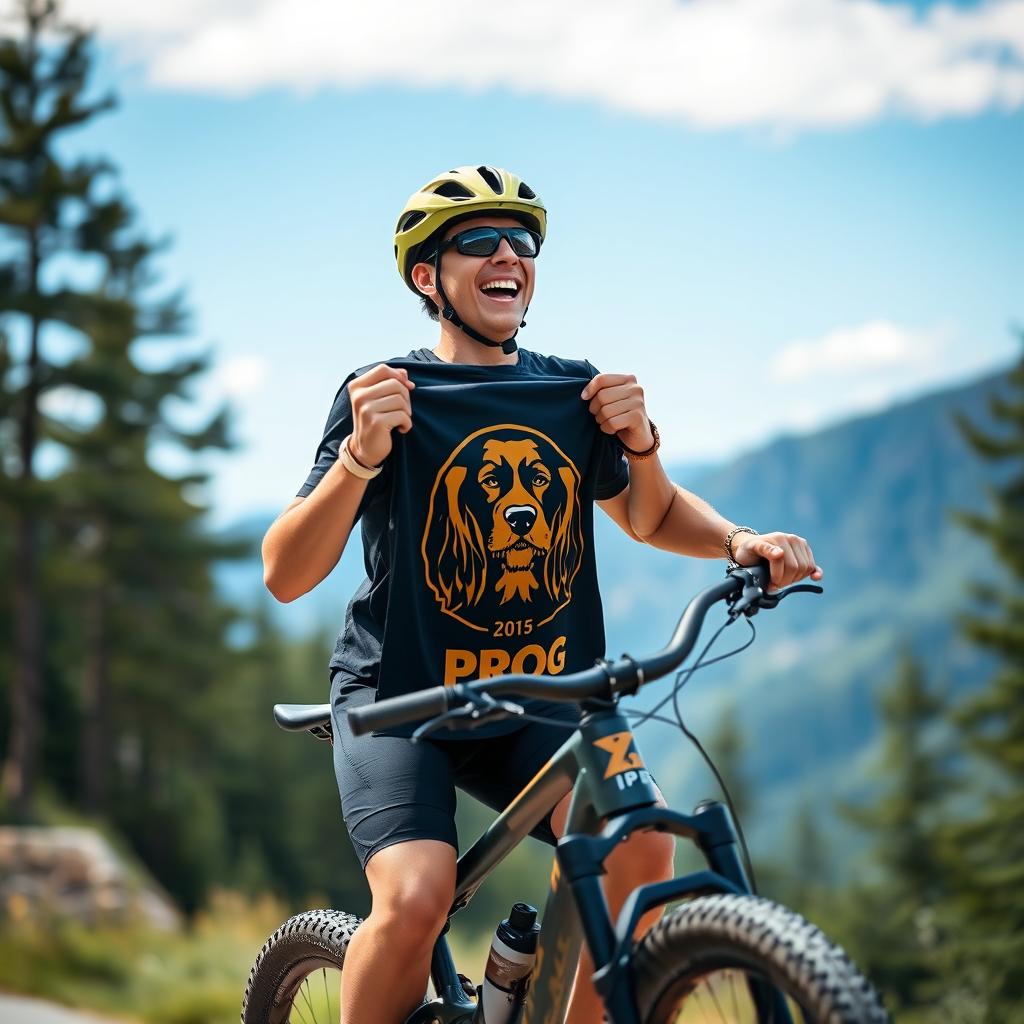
[
  {"xmin": 427, "ymin": 464, "xmax": 488, "ymax": 611},
  {"xmin": 544, "ymin": 465, "xmax": 582, "ymax": 602},
  {"xmin": 410, "ymin": 261, "xmax": 438, "ymax": 300}
]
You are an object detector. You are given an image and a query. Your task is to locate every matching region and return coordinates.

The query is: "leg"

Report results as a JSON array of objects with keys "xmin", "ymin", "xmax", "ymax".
[
  {"xmin": 339, "ymin": 838, "xmax": 457, "ymax": 1024},
  {"xmin": 551, "ymin": 788, "xmax": 676, "ymax": 1024},
  {"xmin": 329, "ymin": 679, "xmax": 462, "ymax": 1024}
]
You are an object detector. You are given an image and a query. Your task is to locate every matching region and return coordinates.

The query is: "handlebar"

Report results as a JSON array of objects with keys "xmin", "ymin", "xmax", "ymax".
[{"xmin": 348, "ymin": 561, "xmax": 817, "ymax": 737}]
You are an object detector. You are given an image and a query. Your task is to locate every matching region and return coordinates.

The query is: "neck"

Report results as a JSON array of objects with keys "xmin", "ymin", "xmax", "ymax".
[{"xmin": 433, "ymin": 320, "xmax": 520, "ymax": 366}]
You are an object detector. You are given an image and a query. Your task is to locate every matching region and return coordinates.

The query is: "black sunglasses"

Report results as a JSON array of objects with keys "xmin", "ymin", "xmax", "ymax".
[{"xmin": 434, "ymin": 225, "xmax": 542, "ymax": 260}]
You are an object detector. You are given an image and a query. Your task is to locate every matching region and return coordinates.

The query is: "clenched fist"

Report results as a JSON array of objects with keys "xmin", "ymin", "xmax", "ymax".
[{"xmin": 348, "ymin": 364, "xmax": 415, "ymax": 468}]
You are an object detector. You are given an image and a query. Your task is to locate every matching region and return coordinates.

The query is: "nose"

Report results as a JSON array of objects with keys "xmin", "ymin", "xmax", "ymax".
[
  {"xmin": 491, "ymin": 238, "xmax": 520, "ymax": 264},
  {"xmin": 504, "ymin": 505, "xmax": 536, "ymax": 537}
]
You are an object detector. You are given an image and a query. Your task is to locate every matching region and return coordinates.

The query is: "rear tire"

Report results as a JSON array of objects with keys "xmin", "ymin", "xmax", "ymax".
[
  {"xmin": 632, "ymin": 894, "xmax": 889, "ymax": 1023},
  {"xmin": 242, "ymin": 908, "xmax": 360, "ymax": 1024}
]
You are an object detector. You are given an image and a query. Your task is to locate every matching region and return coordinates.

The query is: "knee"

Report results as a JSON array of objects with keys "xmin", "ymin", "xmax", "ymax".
[
  {"xmin": 370, "ymin": 876, "xmax": 454, "ymax": 950},
  {"xmin": 365, "ymin": 840, "xmax": 456, "ymax": 950}
]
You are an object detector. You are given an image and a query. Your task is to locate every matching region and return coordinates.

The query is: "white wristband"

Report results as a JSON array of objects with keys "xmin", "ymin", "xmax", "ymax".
[{"xmin": 339, "ymin": 436, "xmax": 382, "ymax": 480}]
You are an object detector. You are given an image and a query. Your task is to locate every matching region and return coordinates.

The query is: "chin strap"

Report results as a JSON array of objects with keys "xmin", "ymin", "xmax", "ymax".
[{"xmin": 433, "ymin": 248, "xmax": 524, "ymax": 355}]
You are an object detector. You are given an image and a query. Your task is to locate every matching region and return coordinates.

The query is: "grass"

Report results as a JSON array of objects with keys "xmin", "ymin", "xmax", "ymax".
[
  {"xmin": 0, "ymin": 890, "xmax": 288, "ymax": 1024},
  {"xmin": 0, "ymin": 888, "xmax": 502, "ymax": 1024}
]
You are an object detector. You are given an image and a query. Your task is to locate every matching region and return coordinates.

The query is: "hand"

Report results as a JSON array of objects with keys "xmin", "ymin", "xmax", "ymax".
[
  {"xmin": 731, "ymin": 532, "xmax": 824, "ymax": 593},
  {"xmin": 580, "ymin": 373, "xmax": 654, "ymax": 452},
  {"xmin": 348, "ymin": 364, "xmax": 415, "ymax": 468}
]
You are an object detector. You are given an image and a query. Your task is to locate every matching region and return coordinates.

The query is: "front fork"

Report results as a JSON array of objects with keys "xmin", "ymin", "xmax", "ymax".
[{"xmin": 559, "ymin": 799, "xmax": 793, "ymax": 1024}]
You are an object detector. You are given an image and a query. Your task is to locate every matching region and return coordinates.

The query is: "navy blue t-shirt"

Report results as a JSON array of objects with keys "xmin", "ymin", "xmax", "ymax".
[{"xmin": 297, "ymin": 347, "xmax": 629, "ymax": 736}]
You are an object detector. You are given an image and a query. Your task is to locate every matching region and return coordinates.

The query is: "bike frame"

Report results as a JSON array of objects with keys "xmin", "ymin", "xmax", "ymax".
[{"xmin": 411, "ymin": 700, "xmax": 755, "ymax": 1024}]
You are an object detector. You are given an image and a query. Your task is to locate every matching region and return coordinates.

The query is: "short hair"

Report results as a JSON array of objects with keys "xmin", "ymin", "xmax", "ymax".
[
  {"xmin": 419, "ymin": 292, "xmax": 440, "ymax": 321},
  {"xmin": 411, "ymin": 228, "xmax": 444, "ymax": 321}
]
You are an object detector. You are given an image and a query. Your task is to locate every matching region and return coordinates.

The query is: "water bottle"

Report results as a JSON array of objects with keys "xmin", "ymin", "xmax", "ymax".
[{"xmin": 473, "ymin": 902, "xmax": 541, "ymax": 1024}]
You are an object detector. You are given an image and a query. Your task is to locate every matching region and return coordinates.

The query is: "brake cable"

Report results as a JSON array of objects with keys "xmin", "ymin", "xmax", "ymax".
[{"xmin": 410, "ymin": 575, "xmax": 822, "ymax": 886}]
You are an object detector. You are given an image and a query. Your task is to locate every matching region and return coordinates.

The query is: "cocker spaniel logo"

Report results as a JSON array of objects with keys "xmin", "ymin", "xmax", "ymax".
[{"xmin": 422, "ymin": 424, "xmax": 584, "ymax": 633}]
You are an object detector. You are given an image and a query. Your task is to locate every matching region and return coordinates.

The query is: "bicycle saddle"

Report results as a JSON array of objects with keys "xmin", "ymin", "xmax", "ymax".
[{"xmin": 273, "ymin": 703, "xmax": 332, "ymax": 732}]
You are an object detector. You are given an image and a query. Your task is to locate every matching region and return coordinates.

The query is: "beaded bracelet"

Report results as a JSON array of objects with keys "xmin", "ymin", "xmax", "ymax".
[{"xmin": 724, "ymin": 525, "xmax": 758, "ymax": 566}]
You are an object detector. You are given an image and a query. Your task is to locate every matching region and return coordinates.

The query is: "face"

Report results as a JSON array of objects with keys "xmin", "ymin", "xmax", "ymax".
[{"xmin": 411, "ymin": 214, "xmax": 537, "ymax": 340}]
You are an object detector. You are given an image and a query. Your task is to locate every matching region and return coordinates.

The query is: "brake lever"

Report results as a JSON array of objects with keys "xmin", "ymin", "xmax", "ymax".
[
  {"xmin": 758, "ymin": 582, "xmax": 824, "ymax": 609},
  {"xmin": 728, "ymin": 568, "xmax": 823, "ymax": 619}
]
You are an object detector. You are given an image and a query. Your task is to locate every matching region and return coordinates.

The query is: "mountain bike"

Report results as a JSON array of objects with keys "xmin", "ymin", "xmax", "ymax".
[{"xmin": 242, "ymin": 561, "xmax": 889, "ymax": 1023}]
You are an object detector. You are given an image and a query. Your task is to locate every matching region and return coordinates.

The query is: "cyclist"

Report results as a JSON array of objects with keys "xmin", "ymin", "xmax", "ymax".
[{"xmin": 262, "ymin": 165, "xmax": 824, "ymax": 1024}]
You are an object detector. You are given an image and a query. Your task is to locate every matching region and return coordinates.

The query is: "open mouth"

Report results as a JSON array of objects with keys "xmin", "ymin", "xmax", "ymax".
[{"xmin": 479, "ymin": 279, "xmax": 521, "ymax": 303}]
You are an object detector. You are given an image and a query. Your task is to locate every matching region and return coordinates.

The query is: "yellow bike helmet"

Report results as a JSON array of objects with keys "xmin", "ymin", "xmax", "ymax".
[{"xmin": 394, "ymin": 165, "xmax": 547, "ymax": 292}]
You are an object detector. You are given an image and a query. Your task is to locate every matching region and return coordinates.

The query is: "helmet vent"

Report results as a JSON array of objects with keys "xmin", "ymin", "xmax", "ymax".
[
  {"xmin": 517, "ymin": 182, "xmax": 537, "ymax": 200},
  {"xmin": 433, "ymin": 180, "xmax": 474, "ymax": 200},
  {"xmin": 397, "ymin": 210, "xmax": 427, "ymax": 233},
  {"xmin": 477, "ymin": 166, "xmax": 504, "ymax": 194}
]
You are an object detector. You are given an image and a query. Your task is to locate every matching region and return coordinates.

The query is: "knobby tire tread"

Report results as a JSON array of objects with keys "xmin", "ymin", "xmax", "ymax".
[
  {"xmin": 242, "ymin": 908, "xmax": 362, "ymax": 1024},
  {"xmin": 631, "ymin": 894, "xmax": 889, "ymax": 1023}
]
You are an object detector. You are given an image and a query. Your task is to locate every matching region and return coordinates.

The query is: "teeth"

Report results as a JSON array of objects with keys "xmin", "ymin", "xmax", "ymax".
[{"xmin": 481, "ymin": 279, "xmax": 519, "ymax": 293}]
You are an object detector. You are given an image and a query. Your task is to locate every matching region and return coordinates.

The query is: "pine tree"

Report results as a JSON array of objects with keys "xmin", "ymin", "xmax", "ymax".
[
  {"xmin": 0, "ymin": 0, "xmax": 115, "ymax": 815},
  {"xmin": 944, "ymin": 337, "xmax": 1024, "ymax": 1020},
  {"xmin": 840, "ymin": 647, "xmax": 955, "ymax": 1013},
  {"xmin": 48, "ymin": 191, "xmax": 241, "ymax": 819},
  {"xmin": 707, "ymin": 699, "xmax": 752, "ymax": 827}
]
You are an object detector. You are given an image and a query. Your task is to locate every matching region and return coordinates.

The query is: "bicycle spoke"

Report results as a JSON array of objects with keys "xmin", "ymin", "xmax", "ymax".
[
  {"xmin": 654, "ymin": 967, "xmax": 812, "ymax": 1023},
  {"xmin": 298, "ymin": 977, "xmax": 320, "ymax": 1024},
  {"xmin": 322, "ymin": 968, "xmax": 333, "ymax": 1024},
  {"xmin": 692, "ymin": 984, "xmax": 715, "ymax": 1023},
  {"xmin": 727, "ymin": 969, "xmax": 742, "ymax": 1022},
  {"xmin": 288, "ymin": 989, "xmax": 313, "ymax": 1024},
  {"xmin": 703, "ymin": 977, "xmax": 729, "ymax": 1022}
]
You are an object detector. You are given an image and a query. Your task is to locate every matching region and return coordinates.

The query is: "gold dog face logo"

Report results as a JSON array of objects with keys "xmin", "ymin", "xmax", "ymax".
[{"xmin": 422, "ymin": 424, "xmax": 584, "ymax": 633}]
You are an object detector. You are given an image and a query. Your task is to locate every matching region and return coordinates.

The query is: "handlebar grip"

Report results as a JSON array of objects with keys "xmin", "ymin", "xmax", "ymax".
[
  {"xmin": 347, "ymin": 686, "xmax": 451, "ymax": 736},
  {"xmin": 746, "ymin": 560, "xmax": 773, "ymax": 589}
]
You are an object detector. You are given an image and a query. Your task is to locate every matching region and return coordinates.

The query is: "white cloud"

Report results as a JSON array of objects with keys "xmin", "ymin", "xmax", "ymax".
[
  {"xmin": 769, "ymin": 320, "xmax": 947, "ymax": 382},
  {"xmin": 63, "ymin": 0, "xmax": 1024, "ymax": 130}
]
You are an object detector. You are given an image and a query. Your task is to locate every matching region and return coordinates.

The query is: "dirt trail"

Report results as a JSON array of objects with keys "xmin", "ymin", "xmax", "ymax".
[{"xmin": 0, "ymin": 993, "xmax": 125, "ymax": 1024}]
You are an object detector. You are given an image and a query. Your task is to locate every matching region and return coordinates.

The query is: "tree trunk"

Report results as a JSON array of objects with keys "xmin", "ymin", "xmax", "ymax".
[
  {"xmin": 1, "ymin": 223, "xmax": 42, "ymax": 818},
  {"xmin": 81, "ymin": 569, "xmax": 109, "ymax": 814}
]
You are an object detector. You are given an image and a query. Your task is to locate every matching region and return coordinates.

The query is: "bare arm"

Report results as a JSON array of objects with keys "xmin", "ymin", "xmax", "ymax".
[
  {"xmin": 584, "ymin": 373, "xmax": 822, "ymax": 589},
  {"xmin": 597, "ymin": 481, "xmax": 732, "ymax": 556},
  {"xmin": 262, "ymin": 363, "xmax": 414, "ymax": 603},
  {"xmin": 261, "ymin": 466, "xmax": 371, "ymax": 603}
]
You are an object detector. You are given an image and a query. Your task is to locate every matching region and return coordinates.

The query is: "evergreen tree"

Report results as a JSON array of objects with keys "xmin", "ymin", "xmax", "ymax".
[
  {"xmin": 0, "ymin": 2, "xmax": 258, "ymax": 913},
  {"xmin": 840, "ymin": 647, "xmax": 955, "ymax": 1014},
  {"xmin": 787, "ymin": 803, "xmax": 831, "ymax": 912},
  {"xmin": 209, "ymin": 607, "xmax": 368, "ymax": 913},
  {"xmin": 707, "ymin": 699, "xmax": 752, "ymax": 828},
  {"xmin": 0, "ymin": 0, "xmax": 114, "ymax": 815},
  {"xmin": 49, "ymin": 190, "xmax": 235, "ymax": 808},
  {"xmin": 944, "ymin": 338, "xmax": 1024, "ymax": 1020}
]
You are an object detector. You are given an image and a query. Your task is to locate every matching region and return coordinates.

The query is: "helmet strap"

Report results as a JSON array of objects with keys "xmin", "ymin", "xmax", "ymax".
[{"xmin": 433, "ymin": 248, "xmax": 520, "ymax": 355}]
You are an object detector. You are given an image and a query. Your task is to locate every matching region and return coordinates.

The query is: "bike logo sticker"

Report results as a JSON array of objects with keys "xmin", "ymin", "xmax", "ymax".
[
  {"xmin": 422, "ymin": 424, "xmax": 584, "ymax": 633},
  {"xmin": 592, "ymin": 731, "xmax": 645, "ymax": 779}
]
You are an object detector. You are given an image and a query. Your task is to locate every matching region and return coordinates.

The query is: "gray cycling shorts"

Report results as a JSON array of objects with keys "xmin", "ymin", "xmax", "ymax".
[{"xmin": 330, "ymin": 674, "xmax": 581, "ymax": 871}]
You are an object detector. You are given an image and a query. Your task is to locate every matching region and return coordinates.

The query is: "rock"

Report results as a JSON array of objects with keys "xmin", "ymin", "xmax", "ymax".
[{"xmin": 0, "ymin": 827, "xmax": 180, "ymax": 931}]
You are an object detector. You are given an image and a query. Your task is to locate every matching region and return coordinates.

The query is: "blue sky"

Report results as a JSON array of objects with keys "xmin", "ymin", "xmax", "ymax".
[{"xmin": 33, "ymin": 0, "xmax": 1024, "ymax": 524}]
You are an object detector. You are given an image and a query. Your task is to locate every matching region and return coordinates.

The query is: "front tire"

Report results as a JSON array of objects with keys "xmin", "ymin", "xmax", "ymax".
[
  {"xmin": 242, "ymin": 908, "xmax": 360, "ymax": 1024},
  {"xmin": 631, "ymin": 894, "xmax": 889, "ymax": 1023}
]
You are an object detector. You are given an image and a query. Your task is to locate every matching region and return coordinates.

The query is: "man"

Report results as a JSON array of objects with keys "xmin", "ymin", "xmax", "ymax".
[{"xmin": 262, "ymin": 165, "xmax": 822, "ymax": 1023}]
